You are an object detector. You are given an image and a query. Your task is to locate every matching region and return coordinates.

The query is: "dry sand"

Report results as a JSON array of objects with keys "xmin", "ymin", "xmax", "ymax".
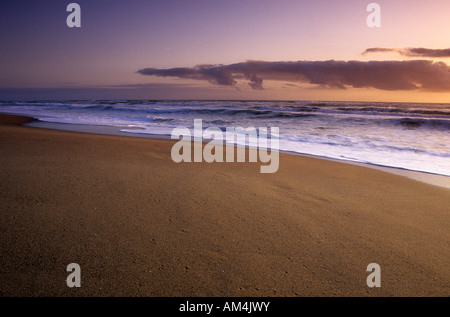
[{"xmin": 0, "ymin": 114, "xmax": 449, "ymax": 296}]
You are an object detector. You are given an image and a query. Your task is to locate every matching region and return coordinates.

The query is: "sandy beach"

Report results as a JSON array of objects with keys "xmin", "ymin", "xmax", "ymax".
[{"xmin": 0, "ymin": 113, "xmax": 449, "ymax": 297}]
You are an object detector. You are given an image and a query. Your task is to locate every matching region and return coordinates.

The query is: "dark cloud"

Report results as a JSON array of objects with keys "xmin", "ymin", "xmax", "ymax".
[
  {"xmin": 363, "ymin": 47, "xmax": 450, "ymax": 58},
  {"xmin": 138, "ymin": 59, "xmax": 450, "ymax": 91}
]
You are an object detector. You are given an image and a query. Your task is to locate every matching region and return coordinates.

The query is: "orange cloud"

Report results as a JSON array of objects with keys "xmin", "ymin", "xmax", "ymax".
[{"xmin": 363, "ymin": 47, "xmax": 450, "ymax": 58}]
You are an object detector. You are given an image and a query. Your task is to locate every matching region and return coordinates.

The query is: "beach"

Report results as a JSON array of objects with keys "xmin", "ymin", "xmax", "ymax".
[{"xmin": 0, "ymin": 113, "xmax": 449, "ymax": 296}]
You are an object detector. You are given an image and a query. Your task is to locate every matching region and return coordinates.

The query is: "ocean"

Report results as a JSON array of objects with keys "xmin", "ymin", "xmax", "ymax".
[{"xmin": 1, "ymin": 100, "xmax": 449, "ymax": 177}]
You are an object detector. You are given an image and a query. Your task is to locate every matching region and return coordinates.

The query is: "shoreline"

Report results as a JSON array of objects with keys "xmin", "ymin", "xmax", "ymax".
[
  {"xmin": 21, "ymin": 115, "xmax": 450, "ymax": 190},
  {"xmin": 1, "ymin": 113, "xmax": 449, "ymax": 296}
]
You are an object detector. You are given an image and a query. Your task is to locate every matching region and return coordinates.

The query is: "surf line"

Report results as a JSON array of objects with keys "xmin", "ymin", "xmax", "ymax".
[{"xmin": 170, "ymin": 119, "xmax": 279, "ymax": 173}]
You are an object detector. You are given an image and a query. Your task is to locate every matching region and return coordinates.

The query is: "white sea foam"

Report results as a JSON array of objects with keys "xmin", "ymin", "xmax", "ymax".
[{"xmin": 1, "ymin": 100, "xmax": 449, "ymax": 176}]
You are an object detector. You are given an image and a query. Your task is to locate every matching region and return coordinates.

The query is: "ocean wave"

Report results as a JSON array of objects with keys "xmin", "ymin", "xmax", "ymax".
[
  {"xmin": 1, "ymin": 99, "xmax": 449, "ymax": 176},
  {"xmin": 396, "ymin": 118, "xmax": 450, "ymax": 130},
  {"xmin": 66, "ymin": 105, "xmax": 320, "ymax": 119},
  {"xmin": 336, "ymin": 106, "xmax": 450, "ymax": 116}
]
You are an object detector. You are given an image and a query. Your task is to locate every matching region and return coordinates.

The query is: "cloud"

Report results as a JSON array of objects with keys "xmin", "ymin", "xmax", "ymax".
[
  {"xmin": 138, "ymin": 59, "xmax": 450, "ymax": 91},
  {"xmin": 363, "ymin": 47, "xmax": 450, "ymax": 58},
  {"xmin": 283, "ymin": 83, "xmax": 301, "ymax": 88}
]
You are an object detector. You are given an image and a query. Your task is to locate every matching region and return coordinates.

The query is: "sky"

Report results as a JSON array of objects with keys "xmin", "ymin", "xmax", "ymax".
[{"xmin": 1, "ymin": 0, "xmax": 450, "ymax": 102}]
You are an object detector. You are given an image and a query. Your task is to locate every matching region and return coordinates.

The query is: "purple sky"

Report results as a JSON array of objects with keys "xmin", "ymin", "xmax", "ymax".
[{"xmin": 1, "ymin": 0, "xmax": 450, "ymax": 102}]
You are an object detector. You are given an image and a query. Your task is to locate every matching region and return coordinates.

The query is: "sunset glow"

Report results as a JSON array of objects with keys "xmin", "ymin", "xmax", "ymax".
[{"xmin": 1, "ymin": 0, "xmax": 450, "ymax": 102}]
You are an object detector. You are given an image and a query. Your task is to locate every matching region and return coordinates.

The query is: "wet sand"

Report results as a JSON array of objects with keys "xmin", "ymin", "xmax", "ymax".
[{"xmin": 0, "ymin": 114, "xmax": 449, "ymax": 296}]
